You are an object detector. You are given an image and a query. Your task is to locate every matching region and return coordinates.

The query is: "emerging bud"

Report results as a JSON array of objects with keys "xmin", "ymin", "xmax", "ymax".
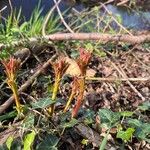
[
  {"xmin": 49, "ymin": 58, "xmax": 69, "ymax": 116},
  {"xmin": 52, "ymin": 58, "xmax": 69, "ymax": 79},
  {"xmin": 2, "ymin": 57, "xmax": 21, "ymax": 82},
  {"xmin": 76, "ymin": 48, "xmax": 91, "ymax": 76},
  {"xmin": 1, "ymin": 57, "xmax": 22, "ymax": 115}
]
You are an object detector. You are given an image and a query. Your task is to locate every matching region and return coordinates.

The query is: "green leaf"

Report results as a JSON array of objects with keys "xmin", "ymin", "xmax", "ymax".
[
  {"xmin": 98, "ymin": 109, "xmax": 120, "ymax": 128},
  {"xmin": 85, "ymin": 43, "xmax": 93, "ymax": 51},
  {"xmin": 83, "ymin": 109, "xmax": 95, "ymax": 125},
  {"xmin": 94, "ymin": 49, "xmax": 106, "ymax": 57},
  {"xmin": 22, "ymin": 113, "xmax": 35, "ymax": 128},
  {"xmin": 37, "ymin": 134, "xmax": 59, "ymax": 150},
  {"xmin": 62, "ymin": 118, "xmax": 78, "ymax": 128},
  {"xmin": 117, "ymin": 128, "xmax": 135, "ymax": 142},
  {"xmin": 6, "ymin": 136, "xmax": 14, "ymax": 150},
  {"xmin": 23, "ymin": 130, "xmax": 36, "ymax": 150},
  {"xmin": 138, "ymin": 101, "xmax": 150, "ymax": 111},
  {"xmin": 120, "ymin": 111, "xmax": 134, "ymax": 117},
  {"xmin": 127, "ymin": 119, "xmax": 142, "ymax": 127},
  {"xmin": 0, "ymin": 111, "xmax": 17, "ymax": 121},
  {"xmin": 31, "ymin": 98, "xmax": 55, "ymax": 109},
  {"xmin": 81, "ymin": 139, "xmax": 88, "ymax": 145},
  {"xmin": 128, "ymin": 119, "xmax": 150, "ymax": 142}
]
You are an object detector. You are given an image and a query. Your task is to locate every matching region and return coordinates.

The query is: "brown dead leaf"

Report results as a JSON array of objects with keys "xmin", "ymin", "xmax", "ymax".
[
  {"xmin": 65, "ymin": 57, "xmax": 81, "ymax": 76},
  {"xmin": 65, "ymin": 57, "xmax": 95, "ymax": 77}
]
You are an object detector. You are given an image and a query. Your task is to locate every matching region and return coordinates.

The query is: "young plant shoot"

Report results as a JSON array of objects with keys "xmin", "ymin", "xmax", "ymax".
[
  {"xmin": 49, "ymin": 58, "xmax": 69, "ymax": 116},
  {"xmin": 2, "ymin": 57, "xmax": 22, "ymax": 114}
]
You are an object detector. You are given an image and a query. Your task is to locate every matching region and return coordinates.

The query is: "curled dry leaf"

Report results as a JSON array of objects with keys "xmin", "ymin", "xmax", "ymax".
[{"xmin": 65, "ymin": 57, "xmax": 96, "ymax": 77}]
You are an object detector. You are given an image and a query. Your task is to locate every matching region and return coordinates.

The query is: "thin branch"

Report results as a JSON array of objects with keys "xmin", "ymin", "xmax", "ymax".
[
  {"xmin": 86, "ymin": 77, "xmax": 150, "ymax": 82},
  {"xmin": 42, "ymin": 0, "xmax": 62, "ymax": 36},
  {"xmin": 0, "ymin": 6, "xmax": 7, "ymax": 13},
  {"xmin": 53, "ymin": 0, "xmax": 74, "ymax": 33},
  {"xmin": 101, "ymin": 3, "xmax": 132, "ymax": 35},
  {"xmin": 0, "ymin": 33, "xmax": 150, "ymax": 51}
]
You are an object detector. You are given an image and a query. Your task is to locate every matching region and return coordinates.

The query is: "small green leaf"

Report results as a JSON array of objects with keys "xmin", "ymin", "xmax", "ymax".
[
  {"xmin": 31, "ymin": 98, "xmax": 55, "ymax": 109},
  {"xmin": 127, "ymin": 119, "xmax": 142, "ymax": 127},
  {"xmin": 0, "ymin": 111, "xmax": 17, "ymax": 121},
  {"xmin": 85, "ymin": 43, "xmax": 93, "ymax": 51},
  {"xmin": 117, "ymin": 128, "xmax": 135, "ymax": 142},
  {"xmin": 62, "ymin": 118, "xmax": 78, "ymax": 128},
  {"xmin": 98, "ymin": 109, "xmax": 120, "ymax": 128},
  {"xmin": 37, "ymin": 134, "xmax": 59, "ymax": 150},
  {"xmin": 128, "ymin": 119, "xmax": 150, "ymax": 142},
  {"xmin": 81, "ymin": 139, "xmax": 88, "ymax": 145},
  {"xmin": 138, "ymin": 101, "xmax": 150, "ymax": 111},
  {"xmin": 83, "ymin": 109, "xmax": 95, "ymax": 125},
  {"xmin": 23, "ymin": 130, "xmax": 36, "ymax": 150},
  {"xmin": 6, "ymin": 136, "xmax": 14, "ymax": 150},
  {"xmin": 94, "ymin": 49, "xmax": 106, "ymax": 57},
  {"xmin": 120, "ymin": 111, "xmax": 134, "ymax": 117}
]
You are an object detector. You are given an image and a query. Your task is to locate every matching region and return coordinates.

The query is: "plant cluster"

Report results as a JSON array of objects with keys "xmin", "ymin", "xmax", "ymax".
[{"xmin": 0, "ymin": 4, "xmax": 62, "ymax": 59}]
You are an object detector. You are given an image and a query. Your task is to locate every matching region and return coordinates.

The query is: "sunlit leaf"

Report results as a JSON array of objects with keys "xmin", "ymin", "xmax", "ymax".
[
  {"xmin": 23, "ymin": 130, "xmax": 36, "ymax": 150},
  {"xmin": 81, "ymin": 139, "xmax": 88, "ymax": 145},
  {"xmin": 120, "ymin": 111, "xmax": 134, "ymax": 117},
  {"xmin": 94, "ymin": 49, "xmax": 106, "ymax": 57},
  {"xmin": 117, "ymin": 128, "xmax": 135, "ymax": 142},
  {"xmin": 6, "ymin": 136, "xmax": 14, "ymax": 150}
]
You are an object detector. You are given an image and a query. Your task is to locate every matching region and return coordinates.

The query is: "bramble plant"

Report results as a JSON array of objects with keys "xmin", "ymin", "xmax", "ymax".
[
  {"xmin": 49, "ymin": 58, "xmax": 69, "ymax": 116},
  {"xmin": 1, "ymin": 57, "xmax": 22, "ymax": 114}
]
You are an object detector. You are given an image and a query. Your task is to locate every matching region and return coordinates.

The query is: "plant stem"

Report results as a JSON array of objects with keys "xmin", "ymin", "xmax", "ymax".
[
  {"xmin": 49, "ymin": 76, "xmax": 60, "ymax": 116},
  {"xmin": 72, "ymin": 78, "xmax": 85, "ymax": 118},
  {"xmin": 11, "ymin": 81, "xmax": 22, "ymax": 114},
  {"xmin": 64, "ymin": 90, "xmax": 75, "ymax": 113}
]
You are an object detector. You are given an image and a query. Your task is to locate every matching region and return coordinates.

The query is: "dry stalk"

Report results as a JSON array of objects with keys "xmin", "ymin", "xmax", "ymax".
[
  {"xmin": 0, "ymin": 33, "xmax": 150, "ymax": 51},
  {"xmin": 86, "ymin": 77, "xmax": 149, "ymax": 82}
]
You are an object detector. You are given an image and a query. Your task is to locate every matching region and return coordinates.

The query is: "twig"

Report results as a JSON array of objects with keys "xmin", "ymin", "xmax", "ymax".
[
  {"xmin": 42, "ymin": 0, "xmax": 62, "ymax": 36},
  {"xmin": 0, "ymin": 55, "xmax": 56, "ymax": 114},
  {"xmin": 117, "ymin": 0, "xmax": 129, "ymax": 6},
  {"xmin": 8, "ymin": 0, "xmax": 13, "ymax": 15},
  {"xmin": 0, "ymin": 6, "xmax": 7, "ymax": 13},
  {"xmin": 0, "ymin": 33, "xmax": 150, "ymax": 51},
  {"xmin": 101, "ymin": 3, "xmax": 132, "ymax": 35},
  {"xmin": 86, "ymin": 77, "xmax": 149, "ymax": 82},
  {"xmin": 53, "ymin": 0, "xmax": 74, "ymax": 33},
  {"xmin": 111, "ymin": 61, "xmax": 146, "ymax": 101}
]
